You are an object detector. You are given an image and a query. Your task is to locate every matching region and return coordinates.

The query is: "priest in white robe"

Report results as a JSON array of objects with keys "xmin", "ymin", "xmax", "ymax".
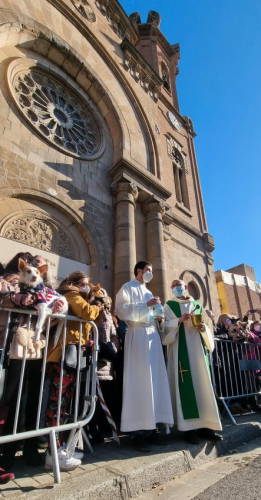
[
  {"xmin": 115, "ymin": 261, "xmax": 174, "ymax": 452},
  {"xmin": 161, "ymin": 279, "xmax": 222, "ymax": 444}
]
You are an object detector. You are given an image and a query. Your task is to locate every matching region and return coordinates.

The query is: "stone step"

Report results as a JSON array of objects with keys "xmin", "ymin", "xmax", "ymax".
[{"xmin": 1, "ymin": 413, "xmax": 261, "ymax": 500}]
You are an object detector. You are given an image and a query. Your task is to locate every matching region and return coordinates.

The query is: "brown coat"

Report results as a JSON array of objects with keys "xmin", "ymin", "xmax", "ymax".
[{"xmin": 47, "ymin": 288, "xmax": 101, "ymax": 363}]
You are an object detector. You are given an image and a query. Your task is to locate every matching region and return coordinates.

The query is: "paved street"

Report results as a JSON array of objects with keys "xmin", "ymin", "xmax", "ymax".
[
  {"xmin": 135, "ymin": 437, "xmax": 261, "ymax": 500},
  {"xmin": 193, "ymin": 455, "xmax": 261, "ymax": 500}
]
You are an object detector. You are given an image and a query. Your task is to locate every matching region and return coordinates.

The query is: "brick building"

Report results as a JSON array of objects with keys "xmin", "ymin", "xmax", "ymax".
[
  {"xmin": 0, "ymin": 1, "xmax": 220, "ymax": 312},
  {"xmin": 216, "ymin": 264, "xmax": 261, "ymax": 319}
]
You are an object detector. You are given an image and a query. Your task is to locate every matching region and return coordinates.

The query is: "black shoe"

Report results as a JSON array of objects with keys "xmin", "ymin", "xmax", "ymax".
[
  {"xmin": 197, "ymin": 428, "xmax": 223, "ymax": 441},
  {"xmin": 0, "ymin": 443, "xmax": 17, "ymax": 470},
  {"xmin": 89, "ymin": 428, "xmax": 104, "ymax": 444},
  {"xmin": 251, "ymin": 405, "xmax": 261, "ymax": 413},
  {"xmin": 23, "ymin": 443, "xmax": 44, "ymax": 466},
  {"xmin": 0, "ymin": 453, "xmax": 15, "ymax": 471},
  {"xmin": 131, "ymin": 436, "xmax": 152, "ymax": 452},
  {"xmin": 184, "ymin": 430, "xmax": 200, "ymax": 445},
  {"xmin": 146, "ymin": 433, "xmax": 166, "ymax": 446}
]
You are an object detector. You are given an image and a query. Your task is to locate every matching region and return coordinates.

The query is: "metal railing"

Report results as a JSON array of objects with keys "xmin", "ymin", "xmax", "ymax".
[
  {"xmin": 0, "ymin": 306, "xmax": 99, "ymax": 483},
  {"xmin": 210, "ymin": 338, "xmax": 261, "ymax": 424}
]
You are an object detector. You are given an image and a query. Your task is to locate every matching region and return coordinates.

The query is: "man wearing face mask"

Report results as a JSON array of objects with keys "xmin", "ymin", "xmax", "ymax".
[
  {"xmin": 161, "ymin": 279, "xmax": 222, "ymax": 444},
  {"xmin": 115, "ymin": 261, "xmax": 174, "ymax": 452}
]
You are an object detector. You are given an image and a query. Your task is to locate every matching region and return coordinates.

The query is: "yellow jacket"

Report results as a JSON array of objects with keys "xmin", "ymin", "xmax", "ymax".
[{"xmin": 47, "ymin": 290, "xmax": 100, "ymax": 363}]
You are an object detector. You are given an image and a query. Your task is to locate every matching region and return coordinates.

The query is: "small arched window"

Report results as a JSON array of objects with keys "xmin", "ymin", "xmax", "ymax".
[
  {"xmin": 188, "ymin": 281, "xmax": 200, "ymax": 300},
  {"xmin": 161, "ymin": 62, "xmax": 170, "ymax": 92},
  {"xmin": 172, "ymin": 148, "xmax": 190, "ymax": 210}
]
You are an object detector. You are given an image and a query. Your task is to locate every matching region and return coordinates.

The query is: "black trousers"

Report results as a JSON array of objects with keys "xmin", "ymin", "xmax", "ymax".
[{"xmin": 1, "ymin": 359, "xmax": 42, "ymax": 454}]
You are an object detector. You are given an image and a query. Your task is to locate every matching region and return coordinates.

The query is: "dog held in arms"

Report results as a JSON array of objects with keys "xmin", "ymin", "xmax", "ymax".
[{"xmin": 18, "ymin": 258, "xmax": 68, "ymax": 346}]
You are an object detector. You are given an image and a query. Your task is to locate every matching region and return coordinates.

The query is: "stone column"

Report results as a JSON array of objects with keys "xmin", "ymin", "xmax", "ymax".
[
  {"xmin": 144, "ymin": 200, "xmax": 168, "ymax": 303},
  {"xmin": 113, "ymin": 181, "xmax": 138, "ymax": 296}
]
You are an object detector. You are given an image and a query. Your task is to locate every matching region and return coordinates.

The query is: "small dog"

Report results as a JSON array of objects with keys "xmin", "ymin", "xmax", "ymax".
[
  {"xmin": 88, "ymin": 283, "xmax": 107, "ymax": 302},
  {"xmin": 227, "ymin": 321, "xmax": 248, "ymax": 342},
  {"xmin": 18, "ymin": 258, "xmax": 68, "ymax": 345}
]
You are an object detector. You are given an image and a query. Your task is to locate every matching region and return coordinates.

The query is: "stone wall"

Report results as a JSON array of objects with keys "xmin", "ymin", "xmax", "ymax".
[{"xmin": 0, "ymin": 0, "xmax": 220, "ymax": 312}]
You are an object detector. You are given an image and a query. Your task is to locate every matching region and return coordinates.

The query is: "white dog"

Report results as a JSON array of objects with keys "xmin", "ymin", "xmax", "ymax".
[{"xmin": 18, "ymin": 258, "xmax": 68, "ymax": 345}]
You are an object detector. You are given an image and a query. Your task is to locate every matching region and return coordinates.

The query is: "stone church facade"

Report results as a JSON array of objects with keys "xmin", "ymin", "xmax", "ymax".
[{"xmin": 0, "ymin": 0, "xmax": 220, "ymax": 313}]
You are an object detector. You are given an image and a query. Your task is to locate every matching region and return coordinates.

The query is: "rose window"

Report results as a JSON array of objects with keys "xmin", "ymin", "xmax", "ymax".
[{"xmin": 8, "ymin": 63, "xmax": 101, "ymax": 158}]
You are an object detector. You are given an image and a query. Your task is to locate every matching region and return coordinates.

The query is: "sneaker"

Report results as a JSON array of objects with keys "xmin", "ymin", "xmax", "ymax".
[
  {"xmin": 0, "ymin": 468, "xmax": 15, "ymax": 484},
  {"xmin": 44, "ymin": 450, "xmax": 81, "ymax": 471},
  {"xmin": 58, "ymin": 446, "xmax": 84, "ymax": 460}
]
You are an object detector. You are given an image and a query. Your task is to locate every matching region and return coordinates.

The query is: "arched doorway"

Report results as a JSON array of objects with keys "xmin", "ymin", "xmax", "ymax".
[{"xmin": 0, "ymin": 197, "xmax": 91, "ymax": 283}]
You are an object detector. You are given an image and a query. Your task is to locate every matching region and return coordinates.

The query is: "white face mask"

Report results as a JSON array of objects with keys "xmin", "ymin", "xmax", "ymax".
[
  {"xmin": 143, "ymin": 271, "xmax": 153, "ymax": 283},
  {"xmin": 173, "ymin": 285, "xmax": 185, "ymax": 297},
  {"xmin": 79, "ymin": 284, "xmax": 90, "ymax": 293}
]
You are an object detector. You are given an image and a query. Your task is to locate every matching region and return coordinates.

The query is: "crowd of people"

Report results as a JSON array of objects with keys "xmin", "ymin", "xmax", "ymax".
[
  {"xmin": 0, "ymin": 254, "xmax": 260, "ymax": 484},
  {"xmin": 211, "ymin": 309, "xmax": 261, "ymax": 415}
]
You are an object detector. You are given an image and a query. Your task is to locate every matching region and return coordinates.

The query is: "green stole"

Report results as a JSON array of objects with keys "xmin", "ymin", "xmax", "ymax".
[{"xmin": 166, "ymin": 299, "xmax": 203, "ymax": 420}]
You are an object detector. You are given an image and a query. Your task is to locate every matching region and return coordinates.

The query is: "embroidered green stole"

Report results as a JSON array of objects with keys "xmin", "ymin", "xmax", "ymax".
[{"xmin": 166, "ymin": 300, "xmax": 203, "ymax": 420}]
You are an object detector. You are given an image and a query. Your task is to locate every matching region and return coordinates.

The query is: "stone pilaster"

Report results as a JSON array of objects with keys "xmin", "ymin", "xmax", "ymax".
[
  {"xmin": 113, "ymin": 181, "xmax": 138, "ymax": 296},
  {"xmin": 144, "ymin": 200, "xmax": 168, "ymax": 303}
]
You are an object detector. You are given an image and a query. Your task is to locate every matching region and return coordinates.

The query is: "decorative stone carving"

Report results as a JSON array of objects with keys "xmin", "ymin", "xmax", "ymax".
[
  {"xmin": 143, "ymin": 200, "xmax": 166, "ymax": 223},
  {"xmin": 113, "ymin": 182, "xmax": 138, "ymax": 206},
  {"xmin": 147, "ymin": 11, "xmax": 161, "ymax": 28},
  {"xmin": 121, "ymin": 38, "xmax": 162, "ymax": 102},
  {"xmin": 183, "ymin": 116, "xmax": 196, "ymax": 137},
  {"xmin": 129, "ymin": 12, "xmax": 141, "ymax": 26},
  {"xmin": 70, "ymin": 0, "xmax": 96, "ymax": 22},
  {"xmin": 7, "ymin": 60, "xmax": 101, "ymax": 159},
  {"xmin": 167, "ymin": 136, "xmax": 188, "ymax": 172},
  {"xmin": 2, "ymin": 213, "xmax": 76, "ymax": 259},
  {"xmin": 2, "ymin": 217, "xmax": 75, "ymax": 259},
  {"xmin": 203, "ymin": 232, "xmax": 215, "ymax": 253},
  {"xmin": 95, "ymin": 0, "xmax": 137, "ymax": 43}
]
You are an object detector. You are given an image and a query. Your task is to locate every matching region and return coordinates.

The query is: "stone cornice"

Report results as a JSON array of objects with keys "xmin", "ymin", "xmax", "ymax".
[
  {"xmin": 120, "ymin": 37, "xmax": 162, "ymax": 102},
  {"xmin": 94, "ymin": 0, "xmax": 139, "ymax": 44},
  {"xmin": 109, "ymin": 159, "xmax": 172, "ymax": 202},
  {"xmin": 47, "ymin": 0, "xmax": 138, "ymax": 45},
  {"xmin": 164, "ymin": 209, "xmax": 215, "ymax": 254},
  {"xmin": 163, "ymin": 208, "xmax": 210, "ymax": 242}
]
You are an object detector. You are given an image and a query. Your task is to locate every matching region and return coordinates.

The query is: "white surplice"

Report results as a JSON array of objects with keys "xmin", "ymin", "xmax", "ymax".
[
  {"xmin": 161, "ymin": 296, "xmax": 222, "ymax": 432},
  {"xmin": 115, "ymin": 279, "xmax": 174, "ymax": 432}
]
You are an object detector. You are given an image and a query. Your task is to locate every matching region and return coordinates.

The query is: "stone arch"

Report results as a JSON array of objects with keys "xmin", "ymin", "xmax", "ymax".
[
  {"xmin": 0, "ymin": 190, "xmax": 105, "ymax": 284},
  {"xmin": 179, "ymin": 270, "xmax": 207, "ymax": 307},
  {"xmin": 0, "ymin": 12, "xmax": 159, "ymax": 174}
]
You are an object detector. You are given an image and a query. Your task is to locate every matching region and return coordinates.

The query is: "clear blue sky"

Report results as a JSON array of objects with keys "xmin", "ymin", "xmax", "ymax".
[{"xmin": 120, "ymin": 0, "xmax": 261, "ymax": 282}]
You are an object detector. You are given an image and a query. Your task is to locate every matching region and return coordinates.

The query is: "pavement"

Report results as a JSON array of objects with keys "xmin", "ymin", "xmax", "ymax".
[
  {"xmin": 136, "ymin": 436, "xmax": 261, "ymax": 500},
  {"xmin": 0, "ymin": 413, "xmax": 261, "ymax": 500}
]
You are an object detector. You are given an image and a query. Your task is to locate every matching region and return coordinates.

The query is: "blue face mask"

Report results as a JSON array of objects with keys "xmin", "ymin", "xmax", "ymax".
[{"xmin": 173, "ymin": 286, "xmax": 185, "ymax": 297}]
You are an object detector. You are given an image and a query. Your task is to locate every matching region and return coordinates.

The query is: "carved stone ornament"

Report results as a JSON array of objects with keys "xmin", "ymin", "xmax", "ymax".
[
  {"xmin": 2, "ymin": 213, "xmax": 75, "ymax": 259},
  {"xmin": 115, "ymin": 182, "xmax": 138, "ymax": 205},
  {"xmin": 147, "ymin": 11, "xmax": 161, "ymax": 28},
  {"xmin": 95, "ymin": 0, "xmax": 136, "ymax": 42},
  {"xmin": 70, "ymin": 0, "xmax": 96, "ymax": 22},
  {"xmin": 7, "ymin": 60, "xmax": 101, "ymax": 159},
  {"xmin": 143, "ymin": 200, "xmax": 166, "ymax": 222},
  {"xmin": 167, "ymin": 136, "xmax": 188, "ymax": 172}
]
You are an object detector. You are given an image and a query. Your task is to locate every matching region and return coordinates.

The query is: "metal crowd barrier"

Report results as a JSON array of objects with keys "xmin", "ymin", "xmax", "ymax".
[
  {"xmin": 210, "ymin": 338, "xmax": 261, "ymax": 424},
  {"xmin": 0, "ymin": 306, "xmax": 99, "ymax": 483}
]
